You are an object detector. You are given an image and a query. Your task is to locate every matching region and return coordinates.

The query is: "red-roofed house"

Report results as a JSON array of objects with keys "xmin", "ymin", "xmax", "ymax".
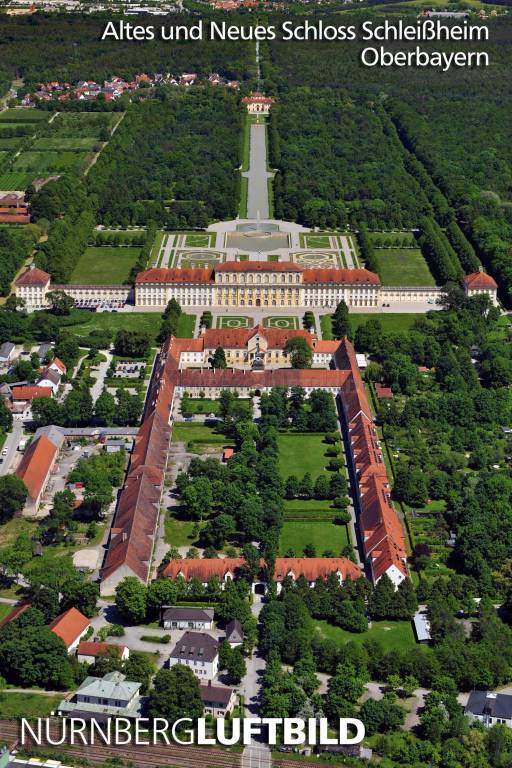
[
  {"xmin": 15, "ymin": 265, "xmax": 51, "ymax": 310},
  {"xmin": 49, "ymin": 607, "xmax": 91, "ymax": 653},
  {"xmin": 15, "ymin": 427, "xmax": 65, "ymax": 513},
  {"xmin": 9, "ymin": 385, "xmax": 53, "ymax": 420},
  {"xmin": 463, "ymin": 271, "xmax": 498, "ymax": 304},
  {"xmin": 77, "ymin": 641, "xmax": 129, "ymax": 664}
]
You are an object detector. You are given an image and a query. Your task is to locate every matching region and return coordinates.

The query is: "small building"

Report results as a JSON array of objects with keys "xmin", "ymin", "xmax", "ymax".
[
  {"xmin": 162, "ymin": 607, "xmax": 214, "ymax": 631},
  {"xmin": 200, "ymin": 682, "xmax": 237, "ymax": 717},
  {"xmin": 168, "ymin": 631, "xmax": 219, "ymax": 680},
  {"xmin": 15, "ymin": 425, "xmax": 65, "ymax": 513},
  {"xmin": 242, "ymin": 92, "xmax": 275, "ymax": 114},
  {"xmin": 0, "ymin": 342, "xmax": 15, "ymax": 365},
  {"xmin": 15, "ymin": 266, "xmax": 51, "ymax": 311},
  {"xmin": 37, "ymin": 342, "xmax": 53, "ymax": 361},
  {"xmin": 412, "ymin": 610, "xmax": 432, "ymax": 644},
  {"xmin": 465, "ymin": 691, "xmax": 512, "ymax": 728},
  {"xmin": 463, "ymin": 271, "xmax": 498, "ymax": 305},
  {"xmin": 49, "ymin": 607, "xmax": 91, "ymax": 654},
  {"xmin": 58, "ymin": 671, "xmax": 143, "ymax": 719},
  {"xmin": 77, "ymin": 641, "xmax": 130, "ymax": 665},
  {"xmin": 355, "ymin": 353, "xmax": 367, "ymax": 369},
  {"xmin": 225, "ymin": 619, "xmax": 244, "ymax": 648},
  {"xmin": 375, "ymin": 383, "xmax": 394, "ymax": 400},
  {"xmin": 222, "ymin": 447, "xmax": 234, "ymax": 462}
]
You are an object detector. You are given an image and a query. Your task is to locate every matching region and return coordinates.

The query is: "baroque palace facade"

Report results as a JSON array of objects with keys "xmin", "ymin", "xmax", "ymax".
[{"xmin": 15, "ymin": 263, "xmax": 497, "ymax": 311}]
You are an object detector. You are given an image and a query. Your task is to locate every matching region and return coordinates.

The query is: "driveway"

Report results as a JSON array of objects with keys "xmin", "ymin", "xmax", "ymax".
[
  {"xmin": 0, "ymin": 420, "xmax": 23, "ymax": 476},
  {"xmin": 90, "ymin": 350, "xmax": 113, "ymax": 403}
]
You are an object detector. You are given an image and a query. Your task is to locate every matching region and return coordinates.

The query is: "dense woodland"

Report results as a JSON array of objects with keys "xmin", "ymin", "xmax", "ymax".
[
  {"xmin": 265, "ymin": 14, "xmax": 512, "ymax": 302},
  {"xmin": 88, "ymin": 90, "xmax": 243, "ymax": 226},
  {"xmin": 0, "ymin": 14, "xmax": 255, "ymax": 86}
]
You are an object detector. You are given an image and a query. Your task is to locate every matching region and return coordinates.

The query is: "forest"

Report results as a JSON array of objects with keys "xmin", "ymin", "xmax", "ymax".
[
  {"xmin": 88, "ymin": 90, "xmax": 243, "ymax": 227},
  {"xmin": 264, "ymin": 14, "xmax": 512, "ymax": 302},
  {"xmin": 0, "ymin": 227, "xmax": 34, "ymax": 297},
  {"xmin": 0, "ymin": 14, "xmax": 255, "ymax": 87}
]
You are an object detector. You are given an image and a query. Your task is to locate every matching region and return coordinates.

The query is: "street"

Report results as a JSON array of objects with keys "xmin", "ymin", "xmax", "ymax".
[{"xmin": 0, "ymin": 420, "xmax": 23, "ymax": 476}]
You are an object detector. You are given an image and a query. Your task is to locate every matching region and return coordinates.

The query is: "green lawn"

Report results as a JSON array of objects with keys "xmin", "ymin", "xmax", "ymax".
[
  {"xmin": 184, "ymin": 233, "xmax": 213, "ymax": 248},
  {"xmin": 350, "ymin": 314, "xmax": 423, "ymax": 334},
  {"xmin": 171, "ymin": 423, "xmax": 232, "ymax": 452},
  {"xmin": 302, "ymin": 233, "xmax": 333, "ymax": 249},
  {"xmin": 284, "ymin": 499, "xmax": 338, "ymax": 519},
  {"xmin": 278, "ymin": 432, "xmax": 331, "ymax": 480},
  {"xmin": 264, "ymin": 316, "xmax": 300, "ymax": 330},
  {"xmin": 314, "ymin": 619, "xmax": 416, "ymax": 652},
  {"xmin": 0, "ymin": 603, "xmax": 13, "ymax": 621},
  {"xmin": 182, "ymin": 398, "xmax": 251, "ymax": 415},
  {"xmin": 377, "ymin": 249, "xmax": 435, "ymax": 287},
  {"xmin": 0, "ymin": 692, "xmax": 62, "ymax": 718},
  {"xmin": 280, "ymin": 521, "xmax": 349, "ymax": 556},
  {"xmin": 0, "ymin": 109, "xmax": 49, "ymax": 123},
  {"xmin": 165, "ymin": 515, "xmax": 201, "ymax": 548},
  {"xmin": 320, "ymin": 314, "xmax": 334, "ymax": 340},
  {"xmin": 70, "ymin": 246, "xmax": 142, "ymax": 284},
  {"xmin": 61, "ymin": 311, "xmax": 195, "ymax": 344},
  {"xmin": 217, "ymin": 315, "xmax": 252, "ymax": 329}
]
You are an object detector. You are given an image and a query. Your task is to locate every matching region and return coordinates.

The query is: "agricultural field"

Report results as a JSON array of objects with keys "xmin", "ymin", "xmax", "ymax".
[
  {"xmin": 377, "ymin": 248, "xmax": 435, "ymax": 287},
  {"xmin": 0, "ymin": 109, "xmax": 49, "ymax": 123},
  {"xmin": 70, "ymin": 246, "xmax": 142, "ymax": 284}
]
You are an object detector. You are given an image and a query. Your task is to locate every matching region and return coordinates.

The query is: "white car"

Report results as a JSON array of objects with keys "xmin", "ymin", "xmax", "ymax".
[{"xmin": 2, "ymin": 448, "xmax": 7, "ymax": 456}]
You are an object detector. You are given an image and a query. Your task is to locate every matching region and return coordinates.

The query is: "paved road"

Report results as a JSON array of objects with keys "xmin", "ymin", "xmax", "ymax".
[
  {"xmin": 241, "ymin": 595, "xmax": 271, "ymax": 764},
  {"xmin": 339, "ymin": 235, "xmax": 355, "ymax": 269},
  {"xmin": 160, "ymin": 234, "xmax": 176, "ymax": 267},
  {"xmin": 0, "ymin": 421, "xmax": 23, "ymax": 476},
  {"xmin": 243, "ymin": 124, "xmax": 273, "ymax": 219}
]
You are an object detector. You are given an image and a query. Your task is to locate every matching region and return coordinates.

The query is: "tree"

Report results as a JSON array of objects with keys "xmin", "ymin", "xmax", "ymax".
[
  {"xmin": 0, "ymin": 624, "xmax": 74, "ymax": 689},
  {"xmin": 0, "ymin": 474, "xmax": 27, "ymax": 523},
  {"xmin": 359, "ymin": 696, "xmax": 405, "ymax": 735},
  {"xmin": 212, "ymin": 346, "xmax": 227, "ymax": 369},
  {"xmin": 95, "ymin": 390, "xmax": 116, "ymax": 425},
  {"xmin": 47, "ymin": 290, "xmax": 75, "ymax": 316},
  {"xmin": 146, "ymin": 579, "xmax": 179, "ymax": 618},
  {"xmin": 124, "ymin": 651, "xmax": 154, "ymax": 695},
  {"xmin": 114, "ymin": 330, "xmax": 150, "ymax": 358},
  {"xmin": 284, "ymin": 337, "xmax": 312, "ymax": 369},
  {"xmin": 0, "ymin": 399, "xmax": 13, "ymax": 432},
  {"xmin": 148, "ymin": 665, "xmax": 203, "ymax": 724},
  {"xmin": 332, "ymin": 300, "xmax": 351, "ymax": 339},
  {"xmin": 115, "ymin": 577, "xmax": 147, "ymax": 624},
  {"xmin": 32, "ymin": 396, "xmax": 63, "ymax": 428},
  {"xmin": 225, "ymin": 646, "xmax": 246, "ymax": 684},
  {"xmin": 60, "ymin": 579, "xmax": 99, "ymax": 618},
  {"xmin": 393, "ymin": 464, "xmax": 428, "ymax": 507}
]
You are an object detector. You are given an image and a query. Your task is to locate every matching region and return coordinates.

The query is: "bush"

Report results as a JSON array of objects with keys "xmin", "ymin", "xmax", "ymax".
[{"xmin": 140, "ymin": 634, "xmax": 171, "ymax": 644}]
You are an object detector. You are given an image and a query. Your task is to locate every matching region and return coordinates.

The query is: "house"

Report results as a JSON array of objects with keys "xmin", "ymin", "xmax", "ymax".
[
  {"xmin": 0, "ymin": 342, "xmax": 15, "ymax": 366},
  {"xmin": 49, "ymin": 607, "xmax": 91, "ymax": 653},
  {"xmin": 16, "ymin": 425, "xmax": 65, "ymax": 513},
  {"xmin": 222, "ymin": 447, "xmax": 234, "ymax": 462},
  {"xmin": 168, "ymin": 631, "xmax": 219, "ymax": 680},
  {"xmin": 375, "ymin": 384, "xmax": 393, "ymax": 400},
  {"xmin": 463, "ymin": 271, "xmax": 498, "ymax": 305},
  {"xmin": 412, "ymin": 610, "xmax": 432, "ymax": 644},
  {"xmin": 58, "ymin": 671, "xmax": 143, "ymax": 719},
  {"xmin": 162, "ymin": 607, "xmax": 214, "ymax": 631},
  {"xmin": 10, "ymin": 385, "xmax": 53, "ymax": 420},
  {"xmin": 37, "ymin": 342, "xmax": 53, "ymax": 361},
  {"xmin": 465, "ymin": 691, "xmax": 512, "ymax": 728},
  {"xmin": 225, "ymin": 619, "xmax": 244, "ymax": 648},
  {"xmin": 200, "ymin": 682, "xmax": 237, "ymax": 717},
  {"xmin": 37, "ymin": 358, "xmax": 66, "ymax": 395},
  {"xmin": 77, "ymin": 641, "xmax": 130, "ymax": 664},
  {"xmin": 242, "ymin": 92, "xmax": 275, "ymax": 114}
]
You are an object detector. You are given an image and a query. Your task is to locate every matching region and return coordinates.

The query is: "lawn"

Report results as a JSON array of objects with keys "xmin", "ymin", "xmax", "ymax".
[
  {"xmin": 31, "ymin": 137, "xmax": 100, "ymax": 151},
  {"xmin": 171, "ymin": 422, "xmax": 231, "ymax": 452},
  {"xmin": 302, "ymin": 233, "xmax": 333, "ymax": 249},
  {"xmin": 0, "ymin": 603, "xmax": 13, "ymax": 621},
  {"xmin": 70, "ymin": 246, "xmax": 142, "ymax": 284},
  {"xmin": 377, "ymin": 248, "xmax": 435, "ymax": 287},
  {"xmin": 165, "ymin": 515, "xmax": 200, "ymax": 548},
  {"xmin": 278, "ymin": 432, "xmax": 331, "ymax": 480},
  {"xmin": 320, "ymin": 314, "xmax": 334, "ymax": 340},
  {"xmin": 0, "ymin": 692, "xmax": 62, "ymax": 718},
  {"xmin": 284, "ymin": 499, "xmax": 338, "ymax": 519},
  {"xmin": 184, "ymin": 233, "xmax": 214, "ymax": 248},
  {"xmin": 264, "ymin": 316, "xmax": 300, "ymax": 330},
  {"xmin": 314, "ymin": 619, "xmax": 416, "ymax": 652},
  {"xmin": 182, "ymin": 398, "xmax": 252, "ymax": 415},
  {"xmin": 217, "ymin": 315, "xmax": 252, "ymax": 329},
  {"xmin": 350, "ymin": 313, "xmax": 423, "ymax": 334},
  {"xmin": 61, "ymin": 311, "xmax": 195, "ymax": 343},
  {"xmin": 0, "ymin": 109, "xmax": 49, "ymax": 123},
  {"xmin": 280, "ymin": 521, "xmax": 349, "ymax": 556}
]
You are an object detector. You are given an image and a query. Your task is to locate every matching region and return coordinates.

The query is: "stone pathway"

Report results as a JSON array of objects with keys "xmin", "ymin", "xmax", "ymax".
[{"xmin": 242, "ymin": 123, "xmax": 273, "ymax": 219}]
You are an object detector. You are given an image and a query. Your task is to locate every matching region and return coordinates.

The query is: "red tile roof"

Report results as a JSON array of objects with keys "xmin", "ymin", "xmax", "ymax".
[
  {"xmin": 135, "ymin": 268, "xmax": 213, "ymax": 284},
  {"xmin": 216, "ymin": 261, "xmax": 302, "ymax": 273},
  {"xmin": 162, "ymin": 557, "xmax": 361, "ymax": 583},
  {"xmin": 0, "ymin": 601, "xmax": 31, "ymax": 629},
  {"xmin": 201, "ymin": 325, "xmax": 313, "ymax": 350},
  {"xmin": 0, "ymin": 214, "xmax": 31, "ymax": 224},
  {"xmin": 16, "ymin": 435, "xmax": 58, "ymax": 501},
  {"xmin": 77, "ymin": 641, "xmax": 126, "ymax": 658},
  {"xmin": 12, "ymin": 386, "xmax": 53, "ymax": 401},
  {"xmin": 15, "ymin": 266, "xmax": 50, "ymax": 286},
  {"xmin": 302, "ymin": 268, "xmax": 380, "ymax": 285},
  {"xmin": 463, "ymin": 272, "xmax": 497, "ymax": 289},
  {"xmin": 49, "ymin": 607, "xmax": 90, "ymax": 648},
  {"xmin": 375, "ymin": 384, "xmax": 394, "ymax": 399},
  {"xmin": 338, "ymin": 338, "xmax": 407, "ymax": 584}
]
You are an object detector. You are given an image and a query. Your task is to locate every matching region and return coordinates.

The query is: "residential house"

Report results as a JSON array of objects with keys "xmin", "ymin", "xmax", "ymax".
[
  {"xmin": 58, "ymin": 671, "xmax": 142, "ymax": 719},
  {"xmin": 465, "ymin": 691, "xmax": 512, "ymax": 728},
  {"xmin": 0, "ymin": 342, "xmax": 15, "ymax": 366},
  {"xmin": 200, "ymin": 682, "xmax": 236, "ymax": 717},
  {"xmin": 10, "ymin": 385, "xmax": 53, "ymax": 420},
  {"xmin": 37, "ymin": 357, "xmax": 66, "ymax": 394},
  {"xmin": 161, "ymin": 607, "xmax": 214, "ymax": 631},
  {"xmin": 463, "ymin": 271, "xmax": 498, "ymax": 305},
  {"xmin": 77, "ymin": 641, "xmax": 130, "ymax": 664},
  {"xmin": 412, "ymin": 610, "xmax": 432, "ymax": 644},
  {"xmin": 168, "ymin": 631, "xmax": 219, "ymax": 680},
  {"xmin": 49, "ymin": 607, "xmax": 91, "ymax": 653},
  {"xmin": 225, "ymin": 619, "xmax": 244, "ymax": 648}
]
